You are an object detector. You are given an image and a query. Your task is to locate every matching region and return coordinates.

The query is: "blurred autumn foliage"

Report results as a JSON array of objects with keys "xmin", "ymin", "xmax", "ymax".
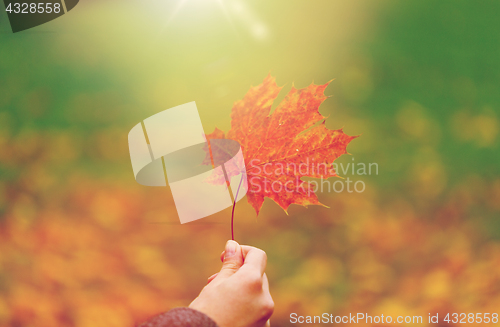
[
  {"xmin": 1, "ymin": 0, "xmax": 500, "ymax": 326},
  {"xmin": 1, "ymin": 128, "xmax": 500, "ymax": 327}
]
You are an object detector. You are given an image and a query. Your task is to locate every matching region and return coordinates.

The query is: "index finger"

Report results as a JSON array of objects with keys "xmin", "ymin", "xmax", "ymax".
[
  {"xmin": 221, "ymin": 245, "xmax": 257, "ymax": 262},
  {"xmin": 221, "ymin": 245, "xmax": 268, "ymax": 275},
  {"xmin": 239, "ymin": 245, "xmax": 267, "ymax": 276},
  {"xmin": 240, "ymin": 245, "xmax": 255, "ymax": 258}
]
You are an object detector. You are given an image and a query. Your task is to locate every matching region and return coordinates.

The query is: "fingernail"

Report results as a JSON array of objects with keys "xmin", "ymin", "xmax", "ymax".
[{"xmin": 224, "ymin": 240, "xmax": 237, "ymax": 259}]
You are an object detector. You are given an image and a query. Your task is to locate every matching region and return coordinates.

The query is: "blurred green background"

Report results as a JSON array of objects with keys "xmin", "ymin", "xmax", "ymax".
[{"xmin": 1, "ymin": 0, "xmax": 499, "ymax": 326}]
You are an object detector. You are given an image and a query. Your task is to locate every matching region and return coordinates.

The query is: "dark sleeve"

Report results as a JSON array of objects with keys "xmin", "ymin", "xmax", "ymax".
[{"xmin": 138, "ymin": 307, "xmax": 219, "ymax": 327}]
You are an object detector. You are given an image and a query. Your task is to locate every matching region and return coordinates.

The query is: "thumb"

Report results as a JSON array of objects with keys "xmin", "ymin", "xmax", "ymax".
[{"xmin": 216, "ymin": 240, "xmax": 244, "ymax": 280}]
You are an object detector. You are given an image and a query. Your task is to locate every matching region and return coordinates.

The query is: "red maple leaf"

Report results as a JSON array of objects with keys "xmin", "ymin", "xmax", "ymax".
[{"xmin": 206, "ymin": 75, "xmax": 357, "ymax": 215}]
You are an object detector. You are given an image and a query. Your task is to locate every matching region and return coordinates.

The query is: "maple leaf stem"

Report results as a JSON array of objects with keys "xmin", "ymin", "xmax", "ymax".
[{"xmin": 231, "ymin": 175, "xmax": 244, "ymax": 241}]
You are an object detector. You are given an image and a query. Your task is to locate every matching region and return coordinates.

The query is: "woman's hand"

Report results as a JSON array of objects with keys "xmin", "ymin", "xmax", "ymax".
[{"xmin": 189, "ymin": 240, "xmax": 274, "ymax": 327}]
